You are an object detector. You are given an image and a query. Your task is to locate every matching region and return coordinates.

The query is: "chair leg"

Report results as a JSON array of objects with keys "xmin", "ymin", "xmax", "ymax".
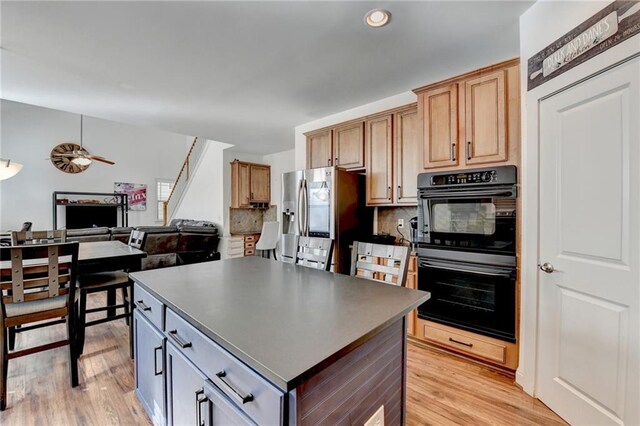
[
  {"xmin": 273, "ymin": 249, "xmax": 277, "ymax": 261},
  {"xmin": 122, "ymin": 287, "xmax": 130, "ymax": 326},
  {"xmin": 66, "ymin": 312, "xmax": 79, "ymax": 388},
  {"xmin": 8, "ymin": 327, "xmax": 15, "ymax": 351},
  {"xmin": 1, "ymin": 325, "xmax": 8, "ymax": 410},
  {"xmin": 266, "ymin": 250, "xmax": 270, "ymax": 259},
  {"xmin": 78, "ymin": 290, "xmax": 87, "ymax": 356}
]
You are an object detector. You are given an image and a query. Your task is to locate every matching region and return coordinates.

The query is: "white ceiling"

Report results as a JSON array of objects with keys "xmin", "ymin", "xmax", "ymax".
[{"xmin": 1, "ymin": 1, "xmax": 533, "ymax": 155}]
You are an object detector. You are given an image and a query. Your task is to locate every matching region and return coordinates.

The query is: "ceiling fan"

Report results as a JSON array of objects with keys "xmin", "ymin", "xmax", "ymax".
[{"xmin": 51, "ymin": 115, "xmax": 115, "ymax": 166}]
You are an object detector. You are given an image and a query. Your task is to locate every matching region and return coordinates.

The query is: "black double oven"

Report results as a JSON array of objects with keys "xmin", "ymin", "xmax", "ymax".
[{"xmin": 416, "ymin": 166, "xmax": 517, "ymax": 343}]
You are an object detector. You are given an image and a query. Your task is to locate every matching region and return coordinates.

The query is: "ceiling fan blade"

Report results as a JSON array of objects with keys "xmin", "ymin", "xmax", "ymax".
[
  {"xmin": 88, "ymin": 155, "xmax": 115, "ymax": 165},
  {"xmin": 53, "ymin": 153, "xmax": 78, "ymax": 158}
]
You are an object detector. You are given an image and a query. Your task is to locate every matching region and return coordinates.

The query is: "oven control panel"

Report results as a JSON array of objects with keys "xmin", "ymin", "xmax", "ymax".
[{"xmin": 431, "ymin": 170, "xmax": 496, "ymax": 186}]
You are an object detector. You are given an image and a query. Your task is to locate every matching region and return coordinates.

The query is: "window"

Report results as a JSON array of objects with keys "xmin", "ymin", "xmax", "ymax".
[{"xmin": 157, "ymin": 180, "xmax": 174, "ymax": 221}]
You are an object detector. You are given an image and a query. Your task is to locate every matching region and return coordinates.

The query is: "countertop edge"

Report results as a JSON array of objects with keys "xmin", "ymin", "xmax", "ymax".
[{"xmin": 131, "ymin": 274, "xmax": 429, "ymax": 392}]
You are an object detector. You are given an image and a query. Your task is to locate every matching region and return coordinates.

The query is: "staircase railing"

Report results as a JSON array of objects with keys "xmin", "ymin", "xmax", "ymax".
[{"xmin": 163, "ymin": 137, "xmax": 205, "ymax": 224}]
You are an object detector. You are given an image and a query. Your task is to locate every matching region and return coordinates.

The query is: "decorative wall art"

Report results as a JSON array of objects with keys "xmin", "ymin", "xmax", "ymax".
[
  {"xmin": 528, "ymin": 0, "xmax": 640, "ymax": 91},
  {"xmin": 114, "ymin": 182, "xmax": 147, "ymax": 211}
]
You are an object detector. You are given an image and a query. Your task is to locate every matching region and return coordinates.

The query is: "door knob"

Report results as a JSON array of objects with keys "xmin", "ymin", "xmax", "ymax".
[{"xmin": 538, "ymin": 262, "xmax": 555, "ymax": 273}]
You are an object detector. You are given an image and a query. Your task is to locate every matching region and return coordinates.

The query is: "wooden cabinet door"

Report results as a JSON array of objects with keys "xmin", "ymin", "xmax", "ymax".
[
  {"xmin": 249, "ymin": 164, "xmax": 270, "ymax": 203},
  {"xmin": 134, "ymin": 311, "xmax": 166, "ymax": 426},
  {"xmin": 237, "ymin": 162, "xmax": 251, "ymax": 208},
  {"xmin": 419, "ymin": 84, "xmax": 458, "ymax": 169},
  {"xmin": 366, "ymin": 114, "xmax": 393, "ymax": 205},
  {"xmin": 333, "ymin": 121, "xmax": 364, "ymax": 169},
  {"xmin": 395, "ymin": 106, "xmax": 419, "ymax": 205},
  {"xmin": 306, "ymin": 129, "xmax": 332, "ymax": 169},
  {"xmin": 462, "ymin": 70, "xmax": 507, "ymax": 165},
  {"xmin": 166, "ymin": 341, "xmax": 207, "ymax": 426}
]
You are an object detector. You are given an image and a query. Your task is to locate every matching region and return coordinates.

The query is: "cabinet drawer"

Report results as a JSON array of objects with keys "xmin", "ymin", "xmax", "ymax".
[
  {"xmin": 134, "ymin": 284, "xmax": 164, "ymax": 331},
  {"xmin": 244, "ymin": 249, "xmax": 255, "ymax": 256},
  {"xmin": 422, "ymin": 323, "xmax": 506, "ymax": 364},
  {"xmin": 165, "ymin": 309, "xmax": 284, "ymax": 425},
  {"xmin": 244, "ymin": 241, "xmax": 255, "ymax": 249},
  {"xmin": 244, "ymin": 235, "xmax": 257, "ymax": 242}
]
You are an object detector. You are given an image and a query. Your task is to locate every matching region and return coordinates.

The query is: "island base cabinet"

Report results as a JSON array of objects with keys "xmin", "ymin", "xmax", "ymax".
[{"xmin": 134, "ymin": 310, "xmax": 166, "ymax": 426}]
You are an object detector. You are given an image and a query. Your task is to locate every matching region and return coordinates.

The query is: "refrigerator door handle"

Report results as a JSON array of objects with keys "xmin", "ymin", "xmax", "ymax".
[
  {"xmin": 297, "ymin": 179, "xmax": 304, "ymax": 235},
  {"xmin": 303, "ymin": 180, "xmax": 309, "ymax": 236}
]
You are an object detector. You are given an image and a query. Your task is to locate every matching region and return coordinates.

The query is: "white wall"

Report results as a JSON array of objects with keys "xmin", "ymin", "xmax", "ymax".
[
  {"xmin": 173, "ymin": 139, "xmax": 233, "ymax": 229},
  {"xmin": 262, "ymin": 149, "xmax": 295, "ymax": 223},
  {"xmin": 517, "ymin": 0, "xmax": 615, "ymax": 395},
  {"xmin": 0, "ymin": 100, "xmax": 190, "ymax": 230},
  {"xmin": 294, "ymin": 91, "xmax": 417, "ymax": 169}
]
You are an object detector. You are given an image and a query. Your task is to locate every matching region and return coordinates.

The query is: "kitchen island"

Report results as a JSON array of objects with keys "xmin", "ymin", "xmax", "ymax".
[{"xmin": 130, "ymin": 256, "xmax": 429, "ymax": 425}]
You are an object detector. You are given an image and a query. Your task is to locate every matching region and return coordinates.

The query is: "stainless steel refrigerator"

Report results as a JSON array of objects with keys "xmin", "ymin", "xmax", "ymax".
[{"xmin": 280, "ymin": 167, "xmax": 372, "ymax": 274}]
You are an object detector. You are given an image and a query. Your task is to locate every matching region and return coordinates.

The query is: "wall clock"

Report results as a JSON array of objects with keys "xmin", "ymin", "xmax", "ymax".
[{"xmin": 50, "ymin": 143, "xmax": 91, "ymax": 174}]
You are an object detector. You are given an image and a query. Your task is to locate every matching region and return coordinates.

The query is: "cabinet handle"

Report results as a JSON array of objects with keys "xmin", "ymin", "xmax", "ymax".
[
  {"xmin": 387, "ymin": 186, "xmax": 391, "ymax": 200},
  {"xmin": 195, "ymin": 388, "xmax": 207, "ymax": 426},
  {"xmin": 153, "ymin": 345, "xmax": 163, "ymax": 376},
  {"xmin": 451, "ymin": 142, "xmax": 456, "ymax": 161},
  {"xmin": 397, "ymin": 185, "xmax": 402, "ymax": 199},
  {"xmin": 335, "ymin": 157, "xmax": 338, "ymax": 165},
  {"xmin": 216, "ymin": 370, "xmax": 254, "ymax": 404},
  {"xmin": 327, "ymin": 158, "xmax": 331, "ymax": 166},
  {"xmin": 466, "ymin": 141, "xmax": 472, "ymax": 160},
  {"xmin": 135, "ymin": 300, "xmax": 151, "ymax": 311},
  {"xmin": 449, "ymin": 337, "xmax": 473, "ymax": 348},
  {"xmin": 168, "ymin": 329, "xmax": 192, "ymax": 349}
]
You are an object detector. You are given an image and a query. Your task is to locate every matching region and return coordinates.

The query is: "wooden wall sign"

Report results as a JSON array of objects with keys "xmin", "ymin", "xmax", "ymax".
[{"xmin": 528, "ymin": 1, "xmax": 640, "ymax": 91}]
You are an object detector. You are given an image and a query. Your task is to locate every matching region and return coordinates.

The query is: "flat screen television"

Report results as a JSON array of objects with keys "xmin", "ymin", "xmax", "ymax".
[{"xmin": 65, "ymin": 205, "xmax": 118, "ymax": 229}]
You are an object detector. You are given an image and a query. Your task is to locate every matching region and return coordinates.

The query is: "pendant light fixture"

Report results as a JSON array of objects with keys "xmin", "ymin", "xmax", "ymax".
[{"xmin": 0, "ymin": 158, "xmax": 23, "ymax": 180}]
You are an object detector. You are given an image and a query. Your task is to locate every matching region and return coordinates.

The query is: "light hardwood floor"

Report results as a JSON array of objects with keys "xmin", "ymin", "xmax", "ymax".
[{"xmin": 0, "ymin": 293, "xmax": 566, "ymax": 425}]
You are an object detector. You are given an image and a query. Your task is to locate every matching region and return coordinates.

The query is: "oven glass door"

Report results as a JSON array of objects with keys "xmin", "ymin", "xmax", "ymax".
[
  {"xmin": 420, "ymin": 194, "xmax": 516, "ymax": 254},
  {"xmin": 417, "ymin": 258, "xmax": 516, "ymax": 342}
]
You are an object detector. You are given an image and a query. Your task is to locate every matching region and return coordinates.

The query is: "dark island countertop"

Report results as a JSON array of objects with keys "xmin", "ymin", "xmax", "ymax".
[{"xmin": 130, "ymin": 256, "xmax": 430, "ymax": 391}]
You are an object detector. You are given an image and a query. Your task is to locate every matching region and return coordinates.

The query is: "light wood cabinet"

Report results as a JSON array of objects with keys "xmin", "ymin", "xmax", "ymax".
[
  {"xmin": 306, "ymin": 129, "xmax": 332, "ymax": 169},
  {"xmin": 249, "ymin": 164, "xmax": 270, "ymax": 203},
  {"xmin": 419, "ymin": 84, "xmax": 459, "ymax": 169},
  {"xmin": 394, "ymin": 107, "xmax": 420, "ymax": 205},
  {"xmin": 333, "ymin": 121, "xmax": 365, "ymax": 169},
  {"xmin": 365, "ymin": 114, "xmax": 393, "ymax": 205},
  {"xmin": 462, "ymin": 70, "xmax": 507, "ymax": 165},
  {"xmin": 230, "ymin": 160, "xmax": 270, "ymax": 208},
  {"xmin": 405, "ymin": 255, "xmax": 418, "ymax": 337},
  {"xmin": 415, "ymin": 58, "xmax": 519, "ymax": 171}
]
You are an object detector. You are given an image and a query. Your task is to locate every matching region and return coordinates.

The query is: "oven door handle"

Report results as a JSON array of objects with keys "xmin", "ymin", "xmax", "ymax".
[
  {"xmin": 419, "ymin": 188, "xmax": 516, "ymax": 199},
  {"xmin": 420, "ymin": 260, "xmax": 513, "ymax": 278}
]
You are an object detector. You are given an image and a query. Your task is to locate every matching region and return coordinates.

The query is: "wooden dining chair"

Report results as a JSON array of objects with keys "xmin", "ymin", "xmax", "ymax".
[
  {"xmin": 0, "ymin": 242, "xmax": 80, "ymax": 410},
  {"xmin": 76, "ymin": 261, "xmax": 134, "ymax": 358},
  {"xmin": 350, "ymin": 242, "xmax": 410, "ymax": 287},
  {"xmin": 295, "ymin": 236, "xmax": 334, "ymax": 271},
  {"xmin": 11, "ymin": 229, "xmax": 67, "ymax": 245}
]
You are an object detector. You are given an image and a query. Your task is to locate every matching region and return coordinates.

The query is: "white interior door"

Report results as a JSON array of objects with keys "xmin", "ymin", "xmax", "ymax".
[{"xmin": 537, "ymin": 57, "xmax": 640, "ymax": 425}]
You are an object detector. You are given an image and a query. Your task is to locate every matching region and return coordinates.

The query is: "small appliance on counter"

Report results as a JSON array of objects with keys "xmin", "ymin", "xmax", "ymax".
[
  {"xmin": 363, "ymin": 233, "xmax": 396, "ymax": 245},
  {"xmin": 409, "ymin": 216, "xmax": 418, "ymax": 249}
]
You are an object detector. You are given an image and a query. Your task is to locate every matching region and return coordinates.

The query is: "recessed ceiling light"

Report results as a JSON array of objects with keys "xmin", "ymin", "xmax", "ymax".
[{"xmin": 365, "ymin": 9, "xmax": 391, "ymax": 28}]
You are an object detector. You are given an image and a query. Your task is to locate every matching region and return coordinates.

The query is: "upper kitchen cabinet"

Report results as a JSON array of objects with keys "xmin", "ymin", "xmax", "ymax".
[
  {"xmin": 394, "ymin": 106, "xmax": 419, "ymax": 205},
  {"xmin": 230, "ymin": 160, "xmax": 271, "ymax": 208},
  {"xmin": 418, "ymin": 84, "xmax": 459, "ymax": 169},
  {"xmin": 414, "ymin": 58, "xmax": 520, "ymax": 171},
  {"xmin": 333, "ymin": 121, "xmax": 365, "ymax": 169},
  {"xmin": 462, "ymin": 70, "xmax": 507, "ymax": 165},
  {"xmin": 306, "ymin": 129, "xmax": 333, "ymax": 169},
  {"xmin": 366, "ymin": 113, "xmax": 393, "ymax": 205}
]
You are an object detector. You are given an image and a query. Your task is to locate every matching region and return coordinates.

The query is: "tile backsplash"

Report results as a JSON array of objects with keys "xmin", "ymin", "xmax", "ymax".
[
  {"xmin": 230, "ymin": 206, "xmax": 277, "ymax": 234},
  {"xmin": 376, "ymin": 206, "xmax": 418, "ymax": 244}
]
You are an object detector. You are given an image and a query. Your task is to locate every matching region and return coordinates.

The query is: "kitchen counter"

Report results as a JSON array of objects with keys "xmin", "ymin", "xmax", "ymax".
[{"xmin": 130, "ymin": 256, "xmax": 428, "ymax": 391}]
